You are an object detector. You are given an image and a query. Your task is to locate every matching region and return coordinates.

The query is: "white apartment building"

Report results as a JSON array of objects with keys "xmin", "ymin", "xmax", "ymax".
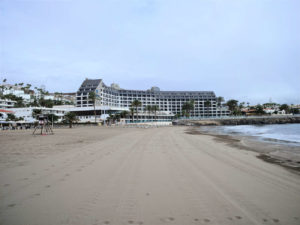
[{"xmin": 76, "ymin": 79, "xmax": 229, "ymax": 117}]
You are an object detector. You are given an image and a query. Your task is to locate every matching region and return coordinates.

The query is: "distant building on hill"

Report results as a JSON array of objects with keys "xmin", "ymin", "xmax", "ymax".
[
  {"xmin": 0, "ymin": 82, "xmax": 76, "ymax": 105},
  {"xmin": 2, "ymin": 85, "xmax": 32, "ymax": 103},
  {"xmin": 0, "ymin": 99, "xmax": 16, "ymax": 109}
]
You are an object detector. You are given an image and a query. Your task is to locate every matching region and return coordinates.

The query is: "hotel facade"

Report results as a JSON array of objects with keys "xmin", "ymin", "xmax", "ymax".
[{"xmin": 76, "ymin": 79, "xmax": 229, "ymax": 118}]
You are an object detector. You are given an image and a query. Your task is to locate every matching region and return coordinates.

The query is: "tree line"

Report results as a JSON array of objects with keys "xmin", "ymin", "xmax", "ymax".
[{"xmin": 225, "ymin": 99, "xmax": 299, "ymax": 116}]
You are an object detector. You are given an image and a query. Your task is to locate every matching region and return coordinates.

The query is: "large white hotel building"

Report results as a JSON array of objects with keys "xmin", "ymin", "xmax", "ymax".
[{"xmin": 76, "ymin": 79, "xmax": 229, "ymax": 118}]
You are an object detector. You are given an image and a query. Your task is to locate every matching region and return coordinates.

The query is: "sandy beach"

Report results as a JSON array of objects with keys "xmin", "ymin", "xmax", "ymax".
[
  {"xmin": 186, "ymin": 127, "xmax": 300, "ymax": 172},
  {"xmin": 1, "ymin": 126, "xmax": 300, "ymax": 225}
]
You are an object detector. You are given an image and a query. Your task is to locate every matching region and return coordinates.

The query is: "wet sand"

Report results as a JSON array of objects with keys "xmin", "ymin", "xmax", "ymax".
[
  {"xmin": 186, "ymin": 128, "xmax": 300, "ymax": 172},
  {"xmin": 1, "ymin": 126, "xmax": 300, "ymax": 225}
]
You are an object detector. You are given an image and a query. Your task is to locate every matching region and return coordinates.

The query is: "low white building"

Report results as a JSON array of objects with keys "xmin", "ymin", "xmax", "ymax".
[
  {"xmin": 69, "ymin": 106, "xmax": 174, "ymax": 123},
  {"xmin": 0, "ymin": 109, "xmax": 14, "ymax": 122},
  {"xmin": 68, "ymin": 106, "xmax": 128, "ymax": 123},
  {"xmin": 264, "ymin": 108, "xmax": 276, "ymax": 114},
  {"xmin": 0, "ymin": 99, "xmax": 17, "ymax": 108},
  {"xmin": 264, "ymin": 108, "xmax": 287, "ymax": 115},
  {"xmin": 6, "ymin": 104, "xmax": 175, "ymax": 124},
  {"xmin": 10, "ymin": 107, "xmax": 67, "ymax": 123}
]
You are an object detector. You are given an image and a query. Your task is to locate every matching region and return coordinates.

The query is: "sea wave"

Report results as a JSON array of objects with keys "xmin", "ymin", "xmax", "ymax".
[{"xmin": 202, "ymin": 124, "xmax": 300, "ymax": 145}]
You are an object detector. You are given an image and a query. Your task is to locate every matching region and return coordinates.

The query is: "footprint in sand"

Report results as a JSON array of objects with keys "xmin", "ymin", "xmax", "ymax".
[
  {"xmin": 45, "ymin": 185, "xmax": 51, "ymax": 188},
  {"xmin": 272, "ymin": 219, "xmax": 279, "ymax": 223},
  {"xmin": 235, "ymin": 216, "xmax": 242, "ymax": 220},
  {"xmin": 160, "ymin": 217, "xmax": 175, "ymax": 223},
  {"xmin": 203, "ymin": 218, "xmax": 210, "ymax": 222},
  {"xmin": 127, "ymin": 221, "xmax": 143, "ymax": 225},
  {"xmin": 7, "ymin": 203, "xmax": 16, "ymax": 208}
]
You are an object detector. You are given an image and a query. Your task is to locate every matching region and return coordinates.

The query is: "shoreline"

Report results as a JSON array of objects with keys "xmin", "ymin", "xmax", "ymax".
[{"xmin": 185, "ymin": 127, "xmax": 300, "ymax": 173}]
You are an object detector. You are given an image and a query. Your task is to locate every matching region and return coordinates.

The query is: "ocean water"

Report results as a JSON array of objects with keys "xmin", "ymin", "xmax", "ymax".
[{"xmin": 200, "ymin": 124, "xmax": 300, "ymax": 146}]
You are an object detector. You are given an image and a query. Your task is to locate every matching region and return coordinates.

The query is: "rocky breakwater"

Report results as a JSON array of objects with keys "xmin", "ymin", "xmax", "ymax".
[{"xmin": 173, "ymin": 115, "xmax": 300, "ymax": 126}]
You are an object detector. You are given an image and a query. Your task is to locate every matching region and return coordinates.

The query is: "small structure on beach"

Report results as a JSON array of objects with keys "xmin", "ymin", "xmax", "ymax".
[{"xmin": 32, "ymin": 114, "xmax": 54, "ymax": 135}]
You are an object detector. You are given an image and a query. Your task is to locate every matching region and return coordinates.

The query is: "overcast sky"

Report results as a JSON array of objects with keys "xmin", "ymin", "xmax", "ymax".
[{"xmin": 1, "ymin": 0, "xmax": 299, "ymax": 104}]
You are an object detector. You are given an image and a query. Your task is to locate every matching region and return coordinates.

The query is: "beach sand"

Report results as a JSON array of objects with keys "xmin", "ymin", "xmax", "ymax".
[
  {"xmin": 0, "ymin": 126, "xmax": 300, "ymax": 225},
  {"xmin": 186, "ymin": 127, "xmax": 300, "ymax": 172}
]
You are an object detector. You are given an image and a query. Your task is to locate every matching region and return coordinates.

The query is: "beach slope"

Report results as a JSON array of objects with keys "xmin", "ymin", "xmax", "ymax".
[{"xmin": 0, "ymin": 127, "xmax": 300, "ymax": 225}]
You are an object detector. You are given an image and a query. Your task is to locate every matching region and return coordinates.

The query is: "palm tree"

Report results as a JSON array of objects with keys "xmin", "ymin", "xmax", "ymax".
[
  {"xmin": 174, "ymin": 113, "xmax": 181, "ymax": 119},
  {"xmin": 255, "ymin": 104, "xmax": 265, "ymax": 115},
  {"xmin": 151, "ymin": 105, "xmax": 159, "ymax": 121},
  {"xmin": 88, "ymin": 91, "xmax": 101, "ymax": 123},
  {"xmin": 190, "ymin": 100, "xmax": 195, "ymax": 116},
  {"xmin": 107, "ymin": 113, "xmax": 113, "ymax": 125},
  {"xmin": 226, "ymin": 99, "xmax": 239, "ymax": 114},
  {"xmin": 131, "ymin": 100, "xmax": 142, "ymax": 122},
  {"xmin": 182, "ymin": 101, "xmax": 194, "ymax": 118},
  {"xmin": 129, "ymin": 107, "xmax": 135, "ymax": 122},
  {"xmin": 182, "ymin": 102, "xmax": 188, "ymax": 117},
  {"xmin": 145, "ymin": 105, "xmax": 153, "ymax": 122},
  {"xmin": 115, "ymin": 113, "xmax": 121, "ymax": 123},
  {"xmin": 32, "ymin": 109, "xmax": 42, "ymax": 119},
  {"xmin": 239, "ymin": 102, "xmax": 245, "ymax": 109},
  {"xmin": 279, "ymin": 104, "xmax": 290, "ymax": 114},
  {"xmin": 204, "ymin": 100, "xmax": 211, "ymax": 117},
  {"xmin": 120, "ymin": 110, "xmax": 129, "ymax": 119},
  {"xmin": 217, "ymin": 96, "xmax": 224, "ymax": 108},
  {"xmin": 64, "ymin": 112, "xmax": 77, "ymax": 128}
]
